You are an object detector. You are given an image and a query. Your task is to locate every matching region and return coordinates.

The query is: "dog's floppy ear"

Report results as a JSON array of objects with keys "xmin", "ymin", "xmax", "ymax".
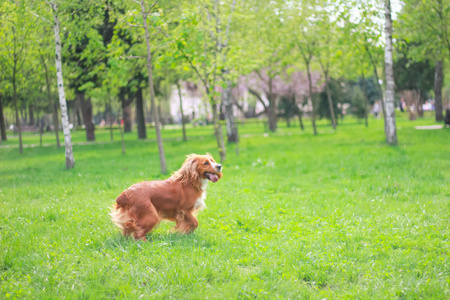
[
  {"xmin": 187, "ymin": 156, "xmax": 199, "ymax": 183},
  {"xmin": 171, "ymin": 154, "xmax": 202, "ymax": 188}
]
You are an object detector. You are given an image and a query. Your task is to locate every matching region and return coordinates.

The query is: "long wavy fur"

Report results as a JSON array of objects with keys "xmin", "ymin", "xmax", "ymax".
[{"xmin": 170, "ymin": 154, "xmax": 201, "ymax": 190}]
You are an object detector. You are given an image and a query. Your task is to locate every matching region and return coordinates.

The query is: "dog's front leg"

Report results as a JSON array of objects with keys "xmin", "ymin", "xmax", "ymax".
[{"xmin": 174, "ymin": 211, "xmax": 198, "ymax": 234}]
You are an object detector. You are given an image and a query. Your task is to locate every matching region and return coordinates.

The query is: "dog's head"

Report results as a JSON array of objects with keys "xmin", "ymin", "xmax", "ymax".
[
  {"xmin": 193, "ymin": 153, "xmax": 223, "ymax": 183},
  {"xmin": 172, "ymin": 153, "xmax": 223, "ymax": 188}
]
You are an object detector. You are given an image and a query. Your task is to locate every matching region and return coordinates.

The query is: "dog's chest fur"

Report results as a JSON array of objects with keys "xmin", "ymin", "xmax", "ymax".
[{"xmin": 193, "ymin": 179, "xmax": 209, "ymax": 212}]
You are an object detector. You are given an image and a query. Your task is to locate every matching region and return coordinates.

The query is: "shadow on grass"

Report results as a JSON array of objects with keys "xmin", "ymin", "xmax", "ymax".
[{"xmin": 100, "ymin": 230, "xmax": 208, "ymax": 251}]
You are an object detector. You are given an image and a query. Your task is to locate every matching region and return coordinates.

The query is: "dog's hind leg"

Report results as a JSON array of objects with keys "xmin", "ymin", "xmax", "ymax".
[{"xmin": 132, "ymin": 201, "xmax": 160, "ymax": 241}]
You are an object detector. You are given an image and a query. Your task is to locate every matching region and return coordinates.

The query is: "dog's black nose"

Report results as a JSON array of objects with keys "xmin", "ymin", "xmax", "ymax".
[{"xmin": 217, "ymin": 164, "xmax": 222, "ymax": 171}]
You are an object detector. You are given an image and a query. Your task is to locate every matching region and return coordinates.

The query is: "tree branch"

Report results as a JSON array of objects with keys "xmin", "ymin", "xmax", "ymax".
[
  {"xmin": 255, "ymin": 70, "xmax": 269, "ymax": 85},
  {"xmin": 10, "ymin": 0, "xmax": 52, "ymax": 24},
  {"xmin": 146, "ymin": 0, "xmax": 158, "ymax": 15},
  {"xmin": 119, "ymin": 55, "xmax": 144, "ymax": 59},
  {"xmin": 183, "ymin": 53, "xmax": 208, "ymax": 90},
  {"xmin": 150, "ymin": 41, "xmax": 170, "ymax": 55},
  {"xmin": 211, "ymin": 0, "xmax": 220, "ymax": 93},
  {"xmin": 248, "ymin": 88, "xmax": 268, "ymax": 112},
  {"xmin": 117, "ymin": 17, "xmax": 145, "ymax": 28},
  {"xmin": 223, "ymin": 0, "xmax": 236, "ymax": 47},
  {"xmin": 27, "ymin": 9, "xmax": 52, "ymax": 24}
]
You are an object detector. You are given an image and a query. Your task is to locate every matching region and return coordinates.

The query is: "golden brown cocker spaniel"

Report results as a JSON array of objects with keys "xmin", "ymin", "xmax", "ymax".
[{"xmin": 111, "ymin": 154, "xmax": 222, "ymax": 240}]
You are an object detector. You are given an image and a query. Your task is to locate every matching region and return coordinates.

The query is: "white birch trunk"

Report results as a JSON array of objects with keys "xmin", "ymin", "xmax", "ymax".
[
  {"xmin": 222, "ymin": 0, "xmax": 238, "ymax": 143},
  {"xmin": 52, "ymin": 1, "xmax": 75, "ymax": 168},
  {"xmin": 140, "ymin": 0, "xmax": 167, "ymax": 174},
  {"xmin": 384, "ymin": 0, "xmax": 397, "ymax": 145}
]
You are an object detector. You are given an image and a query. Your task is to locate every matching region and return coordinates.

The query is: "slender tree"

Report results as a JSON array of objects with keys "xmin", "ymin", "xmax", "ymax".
[
  {"xmin": 434, "ymin": 61, "xmax": 443, "ymax": 121},
  {"xmin": 176, "ymin": 82, "xmax": 187, "ymax": 141},
  {"xmin": 300, "ymin": 45, "xmax": 318, "ymax": 136},
  {"xmin": 397, "ymin": 0, "xmax": 449, "ymax": 122},
  {"xmin": 0, "ymin": 93, "xmax": 6, "ymax": 141},
  {"xmin": 22, "ymin": 0, "xmax": 75, "ymax": 167},
  {"xmin": 361, "ymin": 70, "xmax": 369, "ymax": 127},
  {"xmin": 287, "ymin": 0, "xmax": 320, "ymax": 136},
  {"xmin": 49, "ymin": 0, "xmax": 75, "ymax": 168},
  {"xmin": 172, "ymin": 0, "xmax": 236, "ymax": 161},
  {"xmin": 220, "ymin": 0, "xmax": 238, "ymax": 143},
  {"xmin": 40, "ymin": 54, "xmax": 60, "ymax": 148},
  {"xmin": 138, "ymin": 0, "xmax": 167, "ymax": 173},
  {"xmin": 135, "ymin": 85, "xmax": 147, "ymax": 139},
  {"xmin": 10, "ymin": 26, "xmax": 25, "ymax": 153},
  {"xmin": 384, "ymin": 0, "xmax": 397, "ymax": 145},
  {"xmin": 0, "ymin": 55, "xmax": 6, "ymax": 142},
  {"xmin": 315, "ymin": 9, "xmax": 338, "ymax": 130}
]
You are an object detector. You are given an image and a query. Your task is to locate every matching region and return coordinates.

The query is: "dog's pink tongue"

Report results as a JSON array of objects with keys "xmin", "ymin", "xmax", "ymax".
[{"xmin": 209, "ymin": 174, "xmax": 219, "ymax": 182}]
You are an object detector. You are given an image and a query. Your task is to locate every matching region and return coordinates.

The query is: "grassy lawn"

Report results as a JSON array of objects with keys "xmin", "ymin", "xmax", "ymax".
[{"xmin": 1, "ymin": 114, "xmax": 449, "ymax": 299}]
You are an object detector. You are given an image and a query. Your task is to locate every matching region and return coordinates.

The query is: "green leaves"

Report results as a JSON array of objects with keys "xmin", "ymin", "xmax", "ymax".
[{"xmin": 396, "ymin": 0, "xmax": 450, "ymax": 61}]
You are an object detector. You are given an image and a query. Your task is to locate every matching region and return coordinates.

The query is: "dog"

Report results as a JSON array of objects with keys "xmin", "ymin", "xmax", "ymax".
[{"xmin": 110, "ymin": 153, "xmax": 222, "ymax": 240}]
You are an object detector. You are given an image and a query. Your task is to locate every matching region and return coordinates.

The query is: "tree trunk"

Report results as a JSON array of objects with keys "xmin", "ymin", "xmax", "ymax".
[
  {"xmin": 318, "ymin": 60, "xmax": 337, "ymax": 130},
  {"xmin": 267, "ymin": 96, "xmax": 278, "ymax": 132},
  {"xmin": 212, "ymin": 102, "xmax": 226, "ymax": 162},
  {"xmin": 176, "ymin": 82, "xmax": 187, "ymax": 141},
  {"xmin": 122, "ymin": 101, "xmax": 132, "ymax": 132},
  {"xmin": 298, "ymin": 112, "xmax": 304, "ymax": 131},
  {"xmin": 109, "ymin": 99, "xmax": 114, "ymax": 141},
  {"xmin": 14, "ymin": 96, "xmax": 22, "ymax": 152},
  {"xmin": 0, "ymin": 95, "xmax": 7, "ymax": 141},
  {"xmin": 119, "ymin": 88, "xmax": 133, "ymax": 132},
  {"xmin": 52, "ymin": 1, "xmax": 74, "ymax": 169},
  {"xmin": 23, "ymin": 106, "xmax": 27, "ymax": 126},
  {"xmin": 384, "ymin": 0, "xmax": 398, "ymax": 145},
  {"xmin": 223, "ymin": 82, "xmax": 238, "ymax": 142},
  {"xmin": 445, "ymin": 109, "xmax": 450, "ymax": 125},
  {"xmin": 12, "ymin": 59, "xmax": 23, "ymax": 154},
  {"xmin": 29, "ymin": 104, "xmax": 35, "ymax": 126},
  {"xmin": 325, "ymin": 79, "xmax": 337, "ymax": 130},
  {"xmin": 361, "ymin": 71, "xmax": 369, "ymax": 127},
  {"xmin": 119, "ymin": 107, "xmax": 125, "ymax": 155},
  {"xmin": 39, "ymin": 114, "xmax": 43, "ymax": 147},
  {"xmin": 75, "ymin": 98, "xmax": 83, "ymax": 127},
  {"xmin": 42, "ymin": 55, "xmax": 61, "ymax": 148},
  {"xmin": 365, "ymin": 43, "xmax": 387, "ymax": 125},
  {"xmin": 417, "ymin": 91, "xmax": 425, "ymax": 117},
  {"xmin": 306, "ymin": 63, "xmax": 317, "ymax": 135},
  {"xmin": 52, "ymin": 104, "xmax": 61, "ymax": 148},
  {"xmin": 294, "ymin": 95, "xmax": 304, "ymax": 131},
  {"xmin": 434, "ymin": 60, "xmax": 444, "ymax": 122},
  {"xmin": 158, "ymin": 103, "xmax": 164, "ymax": 129},
  {"xmin": 78, "ymin": 92, "xmax": 95, "ymax": 141},
  {"xmin": 140, "ymin": 0, "xmax": 167, "ymax": 174},
  {"xmin": 136, "ymin": 87, "xmax": 147, "ymax": 139}
]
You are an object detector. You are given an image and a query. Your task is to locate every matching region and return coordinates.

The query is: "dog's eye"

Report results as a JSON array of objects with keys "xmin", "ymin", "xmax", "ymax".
[{"xmin": 204, "ymin": 161, "xmax": 209, "ymax": 166}]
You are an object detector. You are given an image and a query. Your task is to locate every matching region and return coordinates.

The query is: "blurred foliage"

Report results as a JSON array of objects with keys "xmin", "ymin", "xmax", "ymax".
[{"xmin": 350, "ymin": 86, "xmax": 367, "ymax": 119}]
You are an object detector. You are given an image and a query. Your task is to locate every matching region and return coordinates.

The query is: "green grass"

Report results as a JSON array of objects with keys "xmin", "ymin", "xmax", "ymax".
[{"xmin": 1, "ymin": 114, "xmax": 449, "ymax": 299}]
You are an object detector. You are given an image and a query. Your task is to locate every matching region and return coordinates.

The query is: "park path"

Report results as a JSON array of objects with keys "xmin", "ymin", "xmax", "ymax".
[
  {"xmin": 0, "ymin": 130, "xmax": 306, "ymax": 149},
  {"xmin": 0, "ymin": 132, "xmax": 283, "ymax": 149},
  {"xmin": 0, "ymin": 136, "xmax": 187, "ymax": 149}
]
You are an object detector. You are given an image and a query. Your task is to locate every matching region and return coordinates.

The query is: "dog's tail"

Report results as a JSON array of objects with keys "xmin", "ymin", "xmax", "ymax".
[{"xmin": 110, "ymin": 195, "xmax": 138, "ymax": 236}]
